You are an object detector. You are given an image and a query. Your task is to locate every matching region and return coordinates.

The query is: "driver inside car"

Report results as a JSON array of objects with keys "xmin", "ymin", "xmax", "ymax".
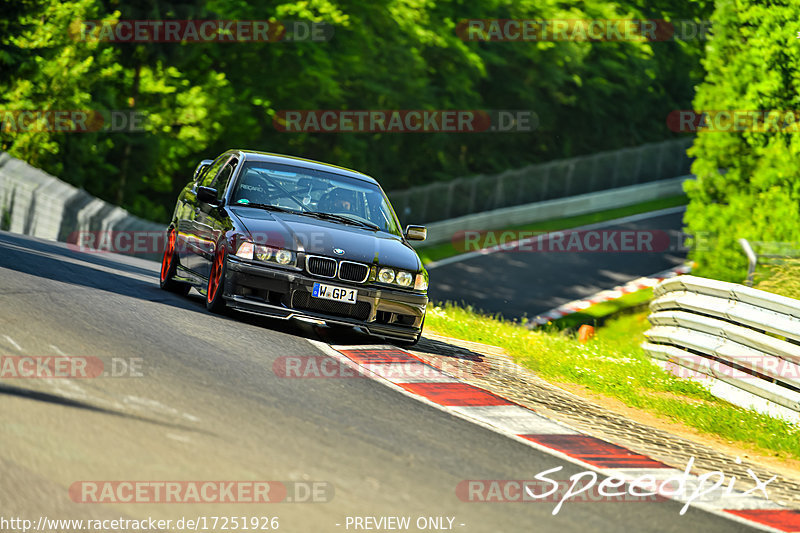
[{"xmin": 321, "ymin": 187, "xmax": 357, "ymax": 214}]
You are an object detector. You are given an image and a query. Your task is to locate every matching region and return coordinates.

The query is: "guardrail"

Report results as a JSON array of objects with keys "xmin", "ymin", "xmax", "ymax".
[
  {"xmin": 642, "ymin": 275, "xmax": 800, "ymax": 421},
  {"xmin": 417, "ymin": 176, "xmax": 690, "ymax": 246},
  {"xmin": 389, "ymin": 138, "xmax": 693, "ymax": 225},
  {"xmin": 0, "ymin": 152, "xmax": 164, "ymax": 259}
]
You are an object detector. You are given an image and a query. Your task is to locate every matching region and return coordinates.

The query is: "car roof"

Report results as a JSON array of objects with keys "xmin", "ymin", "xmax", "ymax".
[{"xmin": 231, "ymin": 150, "xmax": 379, "ymax": 185}]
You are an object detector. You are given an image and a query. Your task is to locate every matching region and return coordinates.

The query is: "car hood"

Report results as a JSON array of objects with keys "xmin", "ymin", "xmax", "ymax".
[{"xmin": 229, "ymin": 207, "xmax": 422, "ymax": 271}]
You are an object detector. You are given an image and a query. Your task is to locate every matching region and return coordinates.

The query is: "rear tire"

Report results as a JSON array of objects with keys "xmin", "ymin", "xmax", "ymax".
[
  {"xmin": 206, "ymin": 244, "xmax": 228, "ymax": 314},
  {"xmin": 160, "ymin": 228, "xmax": 190, "ymax": 296}
]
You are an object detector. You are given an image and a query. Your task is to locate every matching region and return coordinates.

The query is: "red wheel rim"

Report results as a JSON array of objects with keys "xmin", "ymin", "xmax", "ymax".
[
  {"xmin": 161, "ymin": 230, "xmax": 176, "ymax": 282},
  {"xmin": 208, "ymin": 248, "xmax": 225, "ymax": 303}
]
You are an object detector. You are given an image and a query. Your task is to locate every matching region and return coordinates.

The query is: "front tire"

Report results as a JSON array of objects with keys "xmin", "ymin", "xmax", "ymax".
[
  {"xmin": 160, "ymin": 228, "xmax": 190, "ymax": 295},
  {"xmin": 206, "ymin": 244, "xmax": 228, "ymax": 313}
]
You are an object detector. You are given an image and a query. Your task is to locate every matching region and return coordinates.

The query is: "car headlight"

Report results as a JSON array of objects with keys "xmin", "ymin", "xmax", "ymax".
[
  {"xmin": 375, "ymin": 267, "xmax": 418, "ymax": 288},
  {"xmin": 414, "ymin": 273, "xmax": 428, "ymax": 291},
  {"xmin": 238, "ymin": 241, "xmax": 295, "ymax": 266},
  {"xmin": 378, "ymin": 267, "xmax": 395, "ymax": 284},
  {"xmin": 255, "ymin": 246, "xmax": 273, "ymax": 261},
  {"xmin": 396, "ymin": 271, "xmax": 413, "ymax": 287},
  {"xmin": 275, "ymin": 249, "xmax": 293, "ymax": 265}
]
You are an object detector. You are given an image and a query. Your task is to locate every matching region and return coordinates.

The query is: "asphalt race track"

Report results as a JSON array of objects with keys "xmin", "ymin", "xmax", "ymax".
[
  {"xmin": 427, "ymin": 208, "xmax": 688, "ymax": 320},
  {"xmin": 0, "ymin": 229, "xmax": 753, "ymax": 532}
]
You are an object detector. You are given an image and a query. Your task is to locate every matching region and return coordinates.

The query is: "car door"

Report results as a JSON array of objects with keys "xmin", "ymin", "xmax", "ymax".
[
  {"xmin": 179, "ymin": 154, "xmax": 229, "ymax": 274},
  {"xmin": 194, "ymin": 156, "xmax": 239, "ymax": 279}
]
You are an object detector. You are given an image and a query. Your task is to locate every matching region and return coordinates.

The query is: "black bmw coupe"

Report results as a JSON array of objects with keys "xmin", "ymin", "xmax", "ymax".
[{"xmin": 160, "ymin": 149, "xmax": 429, "ymax": 345}]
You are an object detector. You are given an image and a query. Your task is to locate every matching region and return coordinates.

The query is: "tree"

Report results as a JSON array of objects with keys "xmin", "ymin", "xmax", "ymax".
[{"xmin": 684, "ymin": 0, "xmax": 800, "ymax": 281}]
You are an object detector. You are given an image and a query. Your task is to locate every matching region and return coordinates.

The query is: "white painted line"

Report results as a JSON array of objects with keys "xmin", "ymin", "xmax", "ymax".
[
  {"xmin": 427, "ymin": 205, "xmax": 687, "ymax": 269},
  {"xmin": 49, "ymin": 344, "xmax": 67, "ymax": 356},
  {"xmin": 3, "ymin": 335, "xmax": 22, "ymax": 352},
  {"xmin": 122, "ymin": 395, "xmax": 200, "ymax": 422},
  {"xmin": 166, "ymin": 433, "xmax": 193, "ymax": 443},
  {"xmin": 364, "ymin": 362, "xmax": 459, "ymax": 383},
  {"xmin": 449, "ymin": 405, "xmax": 580, "ymax": 435}
]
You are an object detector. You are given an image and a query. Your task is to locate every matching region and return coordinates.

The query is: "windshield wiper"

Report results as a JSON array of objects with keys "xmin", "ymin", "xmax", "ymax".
[
  {"xmin": 301, "ymin": 212, "xmax": 380, "ymax": 230},
  {"xmin": 233, "ymin": 203, "xmax": 299, "ymax": 214}
]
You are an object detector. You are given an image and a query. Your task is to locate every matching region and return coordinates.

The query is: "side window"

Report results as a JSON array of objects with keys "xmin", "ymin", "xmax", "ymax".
[
  {"xmin": 202, "ymin": 157, "xmax": 238, "ymax": 201},
  {"xmin": 200, "ymin": 155, "xmax": 230, "ymax": 187},
  {"xmin": 213, "ymin": 159, "xmax": 238, "ymax": 201}
]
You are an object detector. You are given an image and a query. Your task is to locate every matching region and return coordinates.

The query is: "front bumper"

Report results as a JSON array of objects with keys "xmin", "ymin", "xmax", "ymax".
[{"xmin": 224, "ymin": 257, "xmax": 427, "ymax": 341}]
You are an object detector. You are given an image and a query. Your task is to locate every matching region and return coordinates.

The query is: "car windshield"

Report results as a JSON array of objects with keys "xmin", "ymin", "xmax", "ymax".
[{"xmin": 230, "ymin": 161, "xmax": 403, "ymax": 236}]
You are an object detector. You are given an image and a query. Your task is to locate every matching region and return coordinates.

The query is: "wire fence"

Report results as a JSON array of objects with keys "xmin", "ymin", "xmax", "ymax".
[{"xmin": 388, "ymin": 138, "xmax": 693, "ymax": 225}]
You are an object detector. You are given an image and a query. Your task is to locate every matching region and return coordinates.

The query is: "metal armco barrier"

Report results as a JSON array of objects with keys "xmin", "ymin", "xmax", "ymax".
[
  {"xmin": 389, "ymin": 138, "xmax": 693, "ymax": 225},
  {"xmin": 0, "ymin": 152, "xmax": 164, "ymax": 259},
  {"xmin": 643, "ymin": 275, "xmax": 800, "ymax": 418}
]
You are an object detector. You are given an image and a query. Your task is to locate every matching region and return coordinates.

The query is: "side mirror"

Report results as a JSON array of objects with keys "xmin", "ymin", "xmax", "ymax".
[
  {"xmin": 193, "ymin": 159, "xmax": 214, "ymax": 182},
  {"xmin": 405, "ymin": 225, "xmax": 427, "ymax": 241},
  {"xmin": 197, "ymin": 186, "xmax": 220, "ymax": 206}
]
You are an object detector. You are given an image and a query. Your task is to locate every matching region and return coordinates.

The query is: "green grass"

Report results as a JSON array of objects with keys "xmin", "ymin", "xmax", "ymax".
[
  {"xmin": 416, "ymin": 195, "xmax": 689, "ymax": 265},
  {"xmin": 548, "ymin": 288, "xmax": 655, "ymax": 330},
  {"xmin": 754, "ymin": 259, "xmax": 800, "ymax": 300},
  {"xmin": 426, "ymin": 303, "xmax": 800, "ymax": 459}
]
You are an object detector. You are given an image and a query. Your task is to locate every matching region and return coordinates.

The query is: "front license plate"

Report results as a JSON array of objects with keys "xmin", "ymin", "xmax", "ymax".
[{"xmin": 312, "ymin": 282, "xmax": 358, "ymax": 304}]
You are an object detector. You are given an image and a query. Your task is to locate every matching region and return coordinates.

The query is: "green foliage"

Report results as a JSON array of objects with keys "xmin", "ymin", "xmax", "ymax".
[
  {"xmin": 684, "ymin": 0, "xmax": 800, "ymax": 282},
  {"xmin": 426, "ymin": 302, "xmax": 800, "ymax": 458},
  {"xmin": 1, "ymin": 0, "xmax": 710, "ymax": 222},
  {"xmin": 755, "ymin": 259, "xmax": 800, "ymax": 300}
]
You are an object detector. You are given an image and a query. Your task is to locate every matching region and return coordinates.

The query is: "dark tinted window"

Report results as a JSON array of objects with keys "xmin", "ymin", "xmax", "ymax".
[
  {"xmin": 231, "ymin": 161, "xmax": 402, "ymax": 235},
  {"xmin": 202, "ymin": 155, "xmax": 238, "ymax": 201}
]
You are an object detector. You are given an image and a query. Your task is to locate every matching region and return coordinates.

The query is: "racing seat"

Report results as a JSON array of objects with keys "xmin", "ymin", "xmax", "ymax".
[{"xmin": 234, "ymin": 170, "xmax": 274, "ymax": 205}]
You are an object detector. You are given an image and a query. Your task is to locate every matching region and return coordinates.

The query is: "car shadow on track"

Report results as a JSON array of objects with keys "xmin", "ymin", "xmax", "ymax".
[
  {"xmin": 0, "ymin": 382, "xmax": 214, "ymax": 434},
  {"xmin": 0, "ymin": 232, "xmax": 484, "ymax": 356},
  {"xmin": 0, "ymin": 231, "xmax": 323, "ymax": 340}
]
